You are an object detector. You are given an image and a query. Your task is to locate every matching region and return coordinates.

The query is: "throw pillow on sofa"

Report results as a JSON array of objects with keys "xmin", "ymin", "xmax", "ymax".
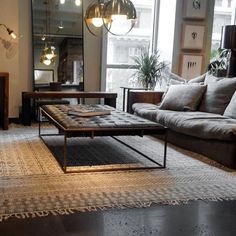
[
  {"xmin": 159, "ymin": 84, "xmax": 207, "ymax": 111},
  {"xmin": 224, "ymin": 91, "xmax": 236, "ymax": 119},
  {"xmin": 167, "ymin": 72, "xmax": 206, "ymax": 85},
  {"xmin": 199, "ymin": 74, "xmax": 236, "ymax": 115},
  {"xmin": 188, "ymin": 73, "xmax": 206, "ymax": 84}
]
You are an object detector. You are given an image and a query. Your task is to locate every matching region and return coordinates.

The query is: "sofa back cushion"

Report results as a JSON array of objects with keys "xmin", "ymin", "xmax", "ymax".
[
  {"xmin": 224, "ymin": 91, "xmax": 236, "ymax": 119},
  {"xmin": 159, "ymin": 84, "xmax": 207, "ymax": 111},
  {"xmin": 199, "ymin": 74, "xmax": 236, "ymax": 114}
]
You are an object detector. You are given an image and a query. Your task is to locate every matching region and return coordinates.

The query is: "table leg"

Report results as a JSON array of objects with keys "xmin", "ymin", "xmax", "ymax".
[
  {"xmin": 63, "ymin": 134, "xmax": 68, "ymax": 173},
  {"xmin": 22, "ymin": 94, "xmax": 31, "ymax": 126},
  {"xmin": 104, "ymin": 97, "xmax": 116, "ymax": 108},
  {"xmin": 122, "ymin": 88, "xmax": 126, "ymax": 111},
  {"xmin": 163, "ymin": 134, "xmax": 167, "ymax": 168}
]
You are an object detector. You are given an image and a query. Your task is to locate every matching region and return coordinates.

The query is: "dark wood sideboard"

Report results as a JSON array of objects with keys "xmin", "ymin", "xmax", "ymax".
[
  {"xmin": 0, "ymin": 73, "xmax": 9, "ymax": 130},
  {"xmin": 21, "ymin": 91, "xmax": 117, "ymax": 125}
]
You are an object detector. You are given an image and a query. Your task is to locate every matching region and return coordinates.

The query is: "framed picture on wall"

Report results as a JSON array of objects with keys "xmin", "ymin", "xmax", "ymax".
[
  {"xmin": 179, "ymin": 54, "xmax": 204, "ymax": 80},
  {"xmin": 181, "ymin": 24, "xmax": 205, "ymax": 50},
  {"xmin": 184, "ymin": 0, "xmax": 207, "ymax": 20},
  {"xmin": 34, "ymin": 69, "xmax": 54, "ymax": 84}
]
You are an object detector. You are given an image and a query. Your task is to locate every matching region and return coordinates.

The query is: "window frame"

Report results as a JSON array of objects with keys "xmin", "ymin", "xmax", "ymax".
[{"xmin": 101, "ymin": 0, "xmax": 160, "ymax": 91}]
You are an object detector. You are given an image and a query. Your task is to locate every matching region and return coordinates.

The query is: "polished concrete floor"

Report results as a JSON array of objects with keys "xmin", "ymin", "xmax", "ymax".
[{"xmin": 0, "ymin": 200, "xmax": 236, "ymax": 236}]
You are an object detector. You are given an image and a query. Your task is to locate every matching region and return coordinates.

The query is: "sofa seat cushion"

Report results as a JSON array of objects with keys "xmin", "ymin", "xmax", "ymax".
[
  {"xmin": 132, "ymin": 103, "xmax": 159, "ymax": 122},
  {"xmin": 156, "ymin": 110, "xmax": 236, "ymax": 141}
]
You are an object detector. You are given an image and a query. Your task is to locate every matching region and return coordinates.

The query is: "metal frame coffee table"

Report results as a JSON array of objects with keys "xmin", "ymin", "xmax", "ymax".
[{"xmin": 39, "ymin": 104, "xmax": 168, "ymax": 173}]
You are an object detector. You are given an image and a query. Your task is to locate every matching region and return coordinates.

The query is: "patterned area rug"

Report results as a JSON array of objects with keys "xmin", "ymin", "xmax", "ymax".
[{"xmin": 0, "ymin": 125, "xmax": 236, "ymax": 221}]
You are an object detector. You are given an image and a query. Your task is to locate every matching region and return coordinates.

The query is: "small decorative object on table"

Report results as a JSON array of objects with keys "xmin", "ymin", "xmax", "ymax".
[{"xmin": 68, "ymin": 105, "xmax": 111, "ymax": 117}]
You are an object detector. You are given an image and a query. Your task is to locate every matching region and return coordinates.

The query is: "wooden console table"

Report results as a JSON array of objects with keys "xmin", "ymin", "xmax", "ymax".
[
  {"xmin": 128, "ymin": 90, "xmax": 164, "ymax": 113},
  {"xmin": 22, "ymin": 91, "xmax": 117, "ymax": 125},
  {"xmin": 0, "ymin": 73, "xmax": 9, "ymax": 130}
]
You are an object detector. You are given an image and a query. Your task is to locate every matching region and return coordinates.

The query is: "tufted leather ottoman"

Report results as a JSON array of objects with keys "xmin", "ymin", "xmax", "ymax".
[{"xmin": 39, "ymin": 104, "xmax": 168, "ymax": 172}]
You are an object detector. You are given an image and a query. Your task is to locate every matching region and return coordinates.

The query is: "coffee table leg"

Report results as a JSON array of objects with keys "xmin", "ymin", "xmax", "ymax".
[
  {"xmin": 163, "ymin": 135, "xmax": 167, "ymax": 168},
  {"xmin": 63, "ymin": 134, "xmax": 68, "ymax": 173},
  {"xmin": 38, "ymin": 110, "xmax": 41, "ymax": 136}
]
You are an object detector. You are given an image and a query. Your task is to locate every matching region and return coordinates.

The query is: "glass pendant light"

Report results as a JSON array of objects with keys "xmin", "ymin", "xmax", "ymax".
[
  {"xmin": 84, "ymin": 1, "xmax": 110, "ymax": 36},
  {"xmin": 84, "ymin": 0, "xmax": 137, "ymax": 36},
  {"xmin": 103, "ymin": 0, "xmax": 137, "ymax": 36}
]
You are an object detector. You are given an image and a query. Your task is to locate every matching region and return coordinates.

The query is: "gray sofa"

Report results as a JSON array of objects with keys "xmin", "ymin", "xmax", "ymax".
[{"xmin": 132, "ymin": 73, "xmax": 236, "ymax": 169}]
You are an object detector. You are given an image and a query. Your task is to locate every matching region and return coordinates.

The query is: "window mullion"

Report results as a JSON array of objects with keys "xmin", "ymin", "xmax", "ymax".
[{"xmin": 151, "ymin": 0, "xmax": 160, "ymax": 54}]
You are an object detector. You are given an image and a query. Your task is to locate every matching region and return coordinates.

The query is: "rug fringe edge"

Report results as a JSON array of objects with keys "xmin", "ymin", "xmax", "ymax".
[{"xmin": 1, "ymin": 197, "xmax": 236, "ymax": 222}]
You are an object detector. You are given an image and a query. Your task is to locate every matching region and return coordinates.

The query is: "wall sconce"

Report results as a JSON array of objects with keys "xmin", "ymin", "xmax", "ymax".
[
  {"xmin": 84, "ymin": 0, "xmax": 137, "ymax": 36},
  {"xmin": 0, "ymin": 24, "xmax": 17, "ymax": 39},
  {"xmin": 0, "ymin": 37, "xmax": 17, "ymax": 59},
  {"xmin": 221, "ymin": 25, "xmax": 236, "ymax": 77}
]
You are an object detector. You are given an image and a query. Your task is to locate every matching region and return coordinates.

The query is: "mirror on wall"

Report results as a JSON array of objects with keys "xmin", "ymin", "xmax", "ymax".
[{"xmin": 31, "ymin": 0, "xmax": 84, "ymax": 89}]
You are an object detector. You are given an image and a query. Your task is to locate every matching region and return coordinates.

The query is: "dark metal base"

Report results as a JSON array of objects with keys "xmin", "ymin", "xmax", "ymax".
[{"xmin": 39, "ymin": 121, "xmax": 167, "ymax": 174}]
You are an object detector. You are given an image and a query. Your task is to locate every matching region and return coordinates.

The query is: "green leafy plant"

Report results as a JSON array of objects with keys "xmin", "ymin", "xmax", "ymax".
[
  {"xmin": 132, "ymin": 51, "xmax": 166, "ymax": 90},
  {"xmin": 208, "ymin": 49, "xmax": 229, "ymax": 77}
]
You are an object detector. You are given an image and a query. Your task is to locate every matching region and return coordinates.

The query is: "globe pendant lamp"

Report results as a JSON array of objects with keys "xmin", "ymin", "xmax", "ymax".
[
  {"xmin": 84, "ymin": 1, "xmax": 110, "ymax": 36},
  {"xmin": 103, "ymin": 0, "xmax": 137, "ymax": 36},
  {"xmin": 84, "ymin": 0, "xmax": 136, "ymax": 36}
]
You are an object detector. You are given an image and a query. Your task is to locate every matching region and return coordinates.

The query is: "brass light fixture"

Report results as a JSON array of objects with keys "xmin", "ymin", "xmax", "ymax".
[
  {"xmin": 40, "ymin": 45, "xmax": 56, "ymax": 65},
  {"xmin": 0, "ymin": 24, "xmax": 17, "ymax": 39},
  {"xmin": 84, "ymin": 0, "xmax": 137, "ymax": 36},
  {"xmin": 84, "ymin": 1, "xmax": 110, "ymax": 36},
  {"xmin": 40, "ymin": 54, "xmax": 52, "ymax": 66},
  {"xmin": 44, "ymin": 45, "xmax": 56, "ymax": 60},
  {"xmin": 40, "ymin": 0, "xmax": 57, "ymax": 66}
]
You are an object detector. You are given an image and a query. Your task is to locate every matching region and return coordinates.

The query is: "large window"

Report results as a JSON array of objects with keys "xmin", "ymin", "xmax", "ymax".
[
  {"xmin": 211, "ymin": 0, "xmax": 236, "ymax": 53},
  {"xmin": 102, "ymin": 0, "xmax": 176, "ymax": 110}
]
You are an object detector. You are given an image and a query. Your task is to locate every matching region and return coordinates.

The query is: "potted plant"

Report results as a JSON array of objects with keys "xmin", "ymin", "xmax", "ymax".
[
  {"xmin": 132, "ymin": 51, "xmax": 166, "ymax": 90},
  {"xmin": 208, "ymin": 49, "xmax": 229, "ymax": 77}
]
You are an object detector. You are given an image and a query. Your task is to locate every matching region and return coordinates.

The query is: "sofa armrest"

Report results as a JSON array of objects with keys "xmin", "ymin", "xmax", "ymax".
[{"xmin": 127, "ymin": 90, "xmax": 164, "ymax": 114}]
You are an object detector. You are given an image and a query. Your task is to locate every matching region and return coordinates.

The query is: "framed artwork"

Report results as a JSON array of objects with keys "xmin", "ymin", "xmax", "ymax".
[
  {"xmin": 179, "ymin": 54, "xmax": 204, "ymax": 80},
  {"xmin": 184, "ymin": 0, "xmax": 207, "ymax": 20},
  {"xmin": 181, "ymin": 24, "xmax": 205, "ymax": 50},
  {"xmin": 34, "ymin": 69, "xmax": 54, "ymax": 84}
]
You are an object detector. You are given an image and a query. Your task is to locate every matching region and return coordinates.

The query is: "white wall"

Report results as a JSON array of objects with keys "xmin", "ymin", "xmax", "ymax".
[
  {"xmin": 83, "ymin": 0, "xmax": 102, "ymax": 92},
  {"xmin": 0, "ymin": 0, "xmax": 101, "ymax": 118},
  {"xmin": 0, "ymin": 0, "xmax": 32, "ymax": 118}
]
